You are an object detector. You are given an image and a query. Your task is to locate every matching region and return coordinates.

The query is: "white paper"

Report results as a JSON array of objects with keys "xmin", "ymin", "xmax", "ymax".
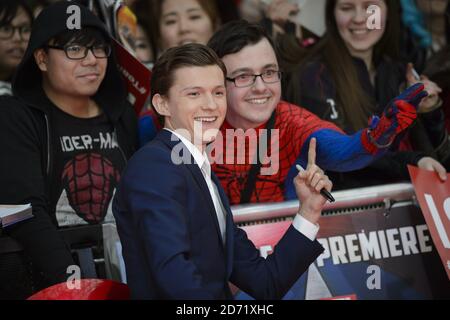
[
  {"xmin": 0, "ymin": 204, "xmax": 31, "ymax": 218},
  {"xmin": 289, "ymin": 0, "xmax": 326, "ymax": 37}
]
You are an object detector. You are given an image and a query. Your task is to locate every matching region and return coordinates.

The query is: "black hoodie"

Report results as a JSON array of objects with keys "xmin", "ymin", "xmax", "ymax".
[{"xmin": 0, "ymin": 1, "xmax": 137, "ymax": 293}]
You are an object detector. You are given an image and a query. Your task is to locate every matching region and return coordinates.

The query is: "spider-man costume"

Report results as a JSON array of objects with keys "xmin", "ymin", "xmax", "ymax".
[
  {"xmin": 212, "ymin": 101, "xmax": 368, "ymax": 204},
  {"xmin": 212, "ymin": 83, "xmax": 425, "ymax": 204}
]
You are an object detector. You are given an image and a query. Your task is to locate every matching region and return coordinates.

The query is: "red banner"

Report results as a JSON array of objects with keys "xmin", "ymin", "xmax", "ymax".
[
  {"xmin": 408, "ymin": 165, "xmax": 450, "ymax": 280},
  {"xmin": 113, "ymin": 39, "xmax": 151, "ymax": 115}
]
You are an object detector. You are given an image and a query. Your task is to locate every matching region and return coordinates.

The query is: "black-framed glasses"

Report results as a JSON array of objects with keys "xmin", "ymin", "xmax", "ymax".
[
  {"xmin": 226, "ymin": 70, "xmax": 282, "ymax": 88},
  {"xmin": 0, "ymin": 25, "xmax": 31, "ymax": 41},
  {"xmin": 46, "ymin": 44, "xmax": 112, "ymax": 60}
]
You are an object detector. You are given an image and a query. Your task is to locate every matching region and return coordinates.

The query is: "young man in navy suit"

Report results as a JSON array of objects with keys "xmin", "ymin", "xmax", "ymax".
[{"xmin": 113, "ymin": 43, "xmax": 333, "ymax": 300}]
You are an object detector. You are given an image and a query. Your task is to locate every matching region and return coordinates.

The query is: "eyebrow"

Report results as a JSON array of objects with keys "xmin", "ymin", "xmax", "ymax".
[
  {"xmin": 9, "ymin": 18, "xmax": 32, "ymax": 27},
  {"xmin": 181, "ymin": 85, "xmax": 225, "ymax": 92},
  {"xmin": 9, "ymin": 23, "xmax": 31, "ymax": 27},
  {"xmin": 162, "ymin": 7, "xmax": 202, "ymax": 19},
  {"xmin": 162, "ymin": 12, "xmax": 177, "ymax": 19},
  {"xmin": 187, "ymin": 8, "xmax": 202, "ymax": 14},
  {"xmin": 181, "ymin": 86, "xmax": 202, "ymax": 92},
  {"xmin": 338, "ymin": 0, "xmax": 378, "ymax": 5},
  {"xmin": 229, "ymin": 64, "xmax": 279, "ymax": 76}
]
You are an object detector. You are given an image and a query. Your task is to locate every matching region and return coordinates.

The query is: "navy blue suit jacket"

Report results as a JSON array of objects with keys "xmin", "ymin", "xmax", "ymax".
[{"xmin": 113, "ymin": 130, "xmax": 324, "ymax": 299}]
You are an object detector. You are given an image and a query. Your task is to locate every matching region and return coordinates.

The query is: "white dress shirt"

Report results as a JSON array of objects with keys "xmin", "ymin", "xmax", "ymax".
[
  {"xmin": 165, "ymin": 129, "xmax": 319, "ymax": 242},
  {"xmin": 166, "ymin": 129, "xmax": 227, "ymax": 243}
]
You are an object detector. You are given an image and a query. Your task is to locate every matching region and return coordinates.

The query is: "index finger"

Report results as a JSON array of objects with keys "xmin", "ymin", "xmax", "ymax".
[
  {"xmin": 406, "ymin": 63, "xmax": 417, "ymax": 83},
  {"xmin": 308, "ymin": 138, "xmax": 317, "ymax": 167}
]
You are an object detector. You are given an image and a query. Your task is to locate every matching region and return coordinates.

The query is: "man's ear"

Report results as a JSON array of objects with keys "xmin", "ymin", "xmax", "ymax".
[
  {"xmin": 34, "ymin": 49, "xmax": 48, "ymax": 72},
  {"xmin": 152, "ymin": 94, "xmax": 171, "ymax": 117}
]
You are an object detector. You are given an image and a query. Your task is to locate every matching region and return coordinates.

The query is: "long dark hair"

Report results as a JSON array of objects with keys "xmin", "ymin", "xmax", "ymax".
[
  {"xmin": 287, "ymin": 0, "xmax": 401, "ymax": 131},
  {"xmin": 131, "ymin": 0, "xmax": 159, "ymax": 63}
]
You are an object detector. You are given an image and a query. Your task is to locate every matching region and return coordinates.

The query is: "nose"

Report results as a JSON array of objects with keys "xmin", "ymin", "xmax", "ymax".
[
  {"xmin": 353, "ymin": 6, "xmax": 367, "ymax": 24},
  {"xmin": 178, "ymin": 16, "xmax": 191, "ymax": 34},
  {"xmin": 11, "ymin": 28, "xmax": 21, "ymax": 42},
  {"xmin": 202, "ymin": 93, "xmax": 219, "ymax": 110},
  {"xmin": 178, "ymin": 17, "xmax": 192, "ymax": 34},
  {"xmin": 81, "ymin": 49, "xmax": 98, "ymax": 65},
  {"xmin": 251, "ymin": 75, "xmax": 268, "ymax": 93}
]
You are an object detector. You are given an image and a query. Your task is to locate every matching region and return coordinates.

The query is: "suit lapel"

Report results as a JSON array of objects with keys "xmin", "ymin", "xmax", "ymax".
[
  {"xmin": 185, "ymin": 164, "xmax": 224, "ymax": 246},
  {"xmin": 157, "ymin": 130, "xmax": 224, "ymax": 249}
]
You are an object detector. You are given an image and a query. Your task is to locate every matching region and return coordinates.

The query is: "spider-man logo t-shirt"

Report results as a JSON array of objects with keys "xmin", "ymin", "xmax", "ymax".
[{"xmin": 51, "ymin": 107, "xmax": 126, "ymax": 227}]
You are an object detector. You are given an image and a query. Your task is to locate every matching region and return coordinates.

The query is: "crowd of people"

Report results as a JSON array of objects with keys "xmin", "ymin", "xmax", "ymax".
[{"xmin": 0, "ymin": 0, "xmax": 448, "ymax": 299}]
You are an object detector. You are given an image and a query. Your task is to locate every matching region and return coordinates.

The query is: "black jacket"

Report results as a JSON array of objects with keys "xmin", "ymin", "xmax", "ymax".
[{"xmin": 0, "ymin": 1, "xmax": 137, "ymax": 290}]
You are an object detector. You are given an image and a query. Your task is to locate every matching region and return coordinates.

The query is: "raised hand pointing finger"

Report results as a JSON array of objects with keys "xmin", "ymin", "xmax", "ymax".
[{"xmin": 307, "ymin": 137, "xmax": 317, "ymax": 168}]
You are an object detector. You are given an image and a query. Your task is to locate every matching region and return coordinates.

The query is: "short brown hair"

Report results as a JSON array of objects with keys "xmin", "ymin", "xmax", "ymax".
[{"xmin": 151, "ymin": 43, "xmax": 227, "ymax": 122}]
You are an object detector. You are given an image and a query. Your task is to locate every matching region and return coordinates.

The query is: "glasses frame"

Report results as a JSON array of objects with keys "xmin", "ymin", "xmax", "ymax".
[
  {"xmin": 0, "ymin": 24, "xmax": 31, "ymax": 41},
  {"xmin": 226, "ymin": 70, "xmax": 283, "ymax": 88},
  {"xmin": 45, "ymin": 43, "xmax": 112, "ymax": 60}
]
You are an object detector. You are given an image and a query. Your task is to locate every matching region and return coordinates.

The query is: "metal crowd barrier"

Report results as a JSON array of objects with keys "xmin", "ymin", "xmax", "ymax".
[{"xmin": 231, "ymin": 183, "xmax": 416, "ymax": 224}]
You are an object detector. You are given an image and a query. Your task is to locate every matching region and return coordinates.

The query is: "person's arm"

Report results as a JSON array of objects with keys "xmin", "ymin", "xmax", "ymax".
[
  {"xmin": 346, "ymin": 150, "xmax": 445, "ymax": 182},
  {"xmin": 231, "ymin": 139, "xmax": 328, "ymax": 299},
  {"xmin": 405, "ymin": 63, "xmax": 447, "ymax": 149},
  {"xmin": 297, "ymin": 83, "xmax": 428, "ymax": 172},
  {"xmin": 230, "ymin": 223, "xmax": 323, "ymax": 300},
  {"xmin": 0, "ymin": 99, "xmax": 74, "ymax": 288},
  {"xmin": 419, "ymin": 107, "xmax": 447, "ymax": 149},
  {"xmin": 367, "ymin": 150, "xmax": 425, "ymax": 180}
]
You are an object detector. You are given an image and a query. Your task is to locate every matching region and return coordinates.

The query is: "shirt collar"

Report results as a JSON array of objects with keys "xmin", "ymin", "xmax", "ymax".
[{"xmin": 164, "ymin": 128, "xmax": 208, "ymax": 171}]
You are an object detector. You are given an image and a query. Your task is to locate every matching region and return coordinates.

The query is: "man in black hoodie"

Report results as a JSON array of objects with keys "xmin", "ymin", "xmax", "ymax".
[{"xmin": 0, "ymin": 1, "xmax": 137, "ymax": 298}]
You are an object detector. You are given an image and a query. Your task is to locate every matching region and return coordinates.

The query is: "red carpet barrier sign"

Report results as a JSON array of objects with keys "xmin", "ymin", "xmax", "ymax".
[
  {"xmin": 409, "ymin": 165, "xmax": 450, "ymax": 280},
  {"xmin": 239, "ymin": 205, "xmax": 449, "ymax": 299},
  {"xmin": 114, "ymin": 39, "xmax": 151, "ymax": 116}
]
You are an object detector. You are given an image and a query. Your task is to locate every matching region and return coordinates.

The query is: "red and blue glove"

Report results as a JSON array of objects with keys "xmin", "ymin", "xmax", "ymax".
[{"xmin": 362, "ymin": 83, "xmax": 428, "ymax": 154}]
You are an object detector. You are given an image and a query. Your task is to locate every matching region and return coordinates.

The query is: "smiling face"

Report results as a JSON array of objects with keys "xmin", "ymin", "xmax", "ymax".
[
  {"xmin": 335, "ymin": 0, "xmax": 387, "ymax": 58},
  {"xmin": 221, "ymin": 38, "xmax": 281, "ymax": 130},
  {"xmin": 0, "ymin": 6, "xmax": 31, "ymax": 79},
  {"xmin": 159, "ymin": 0, "xmax": 215, "ymax": 51},
  {"xmin": 155, "ymin": 65, "xmax": 227, "ymax": 148},
  {"xmin": 35, "ymin": 43, "xmax": 107, "ymax": 100}
]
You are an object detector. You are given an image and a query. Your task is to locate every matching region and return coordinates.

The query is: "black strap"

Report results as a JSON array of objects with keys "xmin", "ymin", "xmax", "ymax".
[{"xmin": 240, "ymin": 111, "xmax": 277, "ymax": 204}]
